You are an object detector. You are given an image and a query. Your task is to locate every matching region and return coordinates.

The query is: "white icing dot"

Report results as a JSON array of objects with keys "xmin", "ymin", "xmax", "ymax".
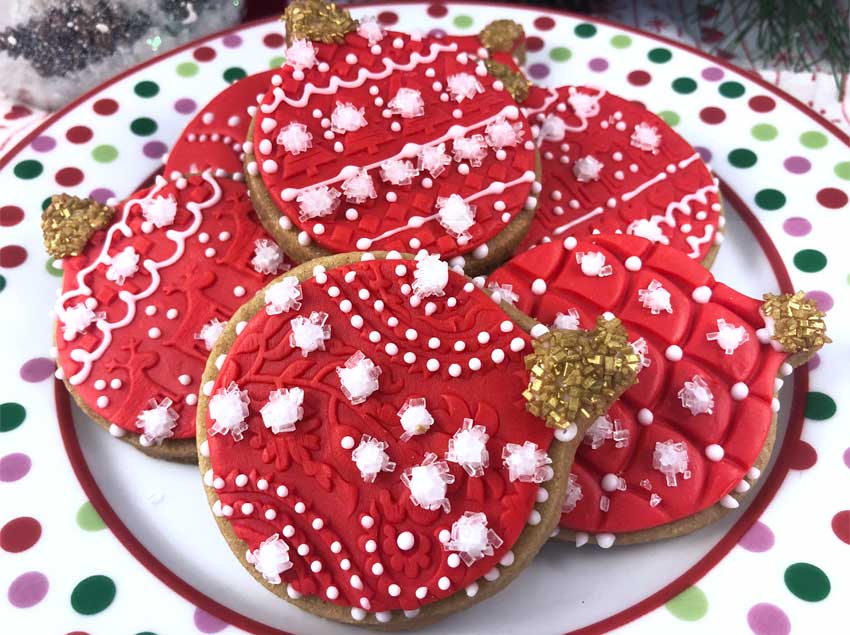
[
  {"xmin": 396, "ymin": 531, "xmax": 415, "ymax": 550},
  {"xmin": 665, "ymin": 345, "xmax": 683, "ymax": 361},
  {"xmin": 531, "ymin": 278, "xmax": 547, "ymax": 295},
  {"xmin": 438, "ymin": 576, "xmax": 451, "ymax": 591},
  {"xmin": 510, "ymin": 337, "xmax": 525, "ymax": 352},
  {"xmin": 312, "ymin": 518, "xmax": 324, "ymax": 530},
  {"xmin": 405, "ymin": 328, "xmax": 418, "ymax": 341},
  {"xmin": 448, "ymin": 363, "xmax": 461, "ymax": 377},
  {"xmin": 491, "ymin": 349, "xmax": 505, "ymax": 364},
  {"xmin": 166, "ymin": 308, "xmax": 178, "ymax": 319},
  {"xmin": 692, "ymin": 285, "xmax": 712, "ymax": 303},
  {"xmin": 426, "ymin": 358, "xmax": 440, "ymax": 372},
  {"xmin": 625, "ymin": 256, "xmax": 642, "ymax": 271},
  {"xmin": 341, "ymin": 435, "xmax": 355, "ymax": 450},
  {"xmin": 148, "ymin": 327, "xmax": 161, "ymax": 339},
  {"xmin": 705, "ymin": 444, "xmax": 725, "ymax": 461},
  {"xmin": 638, "ymin": 408, "xmax": 654, "ymax": 425},
  {"xmin": 371, "ymin": 562, "xmax": 384, "ymax": 576},
  {"xmin": 365, "ymin": 539, "xmax": 377, "ymax": 553},
  {"xmin": 500, "ymin": 320, "xmax": 514, "ymax": 333},
  {"xmin": 360, "ymin": 515, "xmax": 374, "ymax": 529},
  {"xmin": 96, "ymin": 395, "xmax": 109, "ymax": 408},
  {"xmin": 731, "ymin": 382, "xmax": 749, "ymax": 400},
  {"xmin": 601, "ymin": 473, "xmax": 619, "ymax": 492},
  {"xmin": 94, "ymin": 379, "xmax": 107, "ymax": 390}
]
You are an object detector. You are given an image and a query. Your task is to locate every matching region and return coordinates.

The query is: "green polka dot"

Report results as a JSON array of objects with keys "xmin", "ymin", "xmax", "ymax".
[
  {"xmin": 665, "ymin": 586, "xmax": 708, "ymax": 621},
  {"xmin": 835, "ymin": 161, "xmax": 850, "ymax": 180},
  {"xmin": 751, "ymin": 123, "xmax": 778, "ymax": 141},
  {"xmin": 754, "ymin": 188, "xmax": 786, "ymax": 210},
  {"xmin": 805, "ymin": 392, "xmax": 836, "ymax": 420},
  {"xmin": 793, "ymin": 249, "xmax": 827, "ymax": 273},
  {"xmin": 785, "ymin": 563, "xmax": 830, "ymax": 601},
  {"xmin": 610, "ymin": 34, "xmax": 632, "ymax": 49},
  {"xmin": 176, "ymin": 61, "xmax": 199, "ymax": 77},
  {"xmin": 648, "ymin": 47, "xmax": 672, "ymax": 63},
  {"xmin": 728, "ymin": 148, "xmax": 758, "ymax": 168},
  {"xmin": 223, "ymin": 67, "xmax": 247, "ymax": 84},
  {"xmin": 719, "ymin": 81, "xmax": 745, "ymax": 98},
  {"xmin": 453, "ymin": 15, "xmax": 473, "ymax": 29},
  {"xmin": 71, "ymin": 575, "xmax": 116, "ymax": 615},
  {"xmin": 0, "ymin": 274, "xmax": 5, "ymax": 293},
  {"xmin": 800, "ymin": 131, "xmax": 827, "ymax": 149},
  {"xmin": 41, "ymin": 196, "xmax": 52, "ymax": 211},
  {"xmin": 46, "ymin": 257, "xmax": 63, "ymax": 277},
  {"xmin": 0, "ymin": 402, "xmax": 26, "ymax": 432},
  {"xmin": 657, "ymin": 110, "xmax": 680, "ymax": 127},
  {"xmin": 549, "ymin": 47, "xmax": 571, "ymax": 62},
  {"xmin": 76, "ymin": 501, "xmax": 106, "ymax": 531},
  {"xmin": 14, "ymin": 159, "xmax": 43, "ymax": 180},
  {"xmin": 92, "ymin": 144, "xmax": 118, "ymax": 163},
  {"xmin": 134, "ymin": 632, "xmax": 158, "ymax": 635},
  {"xmin": 133, "ymin": 80, "xmax": 159, "ymax": 98},
  {"xmin": 672, "ymin": 77, "xmax": 697, "ymax": 94},
  {"xmin": 574, "ymin": 23, "xmax": 597, "ymax": 38},
  {"xmin": 269, "ymin": 56, "xmax": 285, "ymax": 69},
  {"xmin": 130, "ymin": 118, "xmax": 157, "ymax": 136}
]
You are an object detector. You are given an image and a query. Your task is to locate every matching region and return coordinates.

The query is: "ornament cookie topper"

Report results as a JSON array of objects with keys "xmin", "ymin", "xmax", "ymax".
[
  {"xmin": 42, "ymin": 194, "xmax": 114, "ymax": 258},
  {"xmin": 282, "ymin": 0, "xmax": 358, "ymax": 45}
]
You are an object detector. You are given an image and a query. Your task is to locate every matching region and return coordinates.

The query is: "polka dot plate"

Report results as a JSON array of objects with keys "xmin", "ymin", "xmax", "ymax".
[{"xmin": 1, "ymin": 3, "xmax": 847, "ymax": 634}]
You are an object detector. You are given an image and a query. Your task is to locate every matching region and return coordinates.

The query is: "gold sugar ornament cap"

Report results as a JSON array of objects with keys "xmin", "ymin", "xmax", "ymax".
[
  {"xmin": 761, "ymin": 292, "xmax": 830, "ymax": 355},
  {"xmin": 479, "ymin": 20, "xmax": 525, "ymax": 53},
  {"xmin": 483, "ymin": 59, "xmax": 531, "ymax": 103},
  {"xmin": 283, "ymin": 0, "xmax": 358, "ymax": 45},
  {"xmin": 523, "ymin": 316, "xmax": 640, "ymax": 431},
  {"xmin": 41, "ymin": 194, "xmax": 114, "ymax": 258}
]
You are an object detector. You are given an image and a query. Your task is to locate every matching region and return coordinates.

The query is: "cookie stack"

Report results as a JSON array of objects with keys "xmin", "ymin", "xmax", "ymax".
[{"xmin": 43, "ymin": 1, "xmax": 829, "ymax": 628}]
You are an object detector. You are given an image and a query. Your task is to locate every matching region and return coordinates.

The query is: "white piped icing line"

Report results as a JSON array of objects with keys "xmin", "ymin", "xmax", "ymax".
[
  {"xmin": 136, "ymin": 398, "xmax": 178, "ymax": 446},
  {"xmin": 351, "ymin": 434, "xmax": 396, "ymax": 482},
  {"xmin": 208, "ymin": 381, "xmax": 251, "ymax": 441},
  {"xmin": 336, "ymin": 350, "xmax": 381, "ymax": 405},
  {"xmin": 445, "ymin": 418, "xmax": 490, "ymax": 477},
  {"xmin": 260, "ymin": 387, "xmax": 304, "ymax": 434},
  {"xmin": 402, "ymin": 452, "xmax": 454, "ymax": 512},
  {"xmin": 246, "ymin": 534, "xmax": 293, "ymax": 584},
  {"xmin": 445, "ymin": 512, "xmax": 503, "ymax": 565}
]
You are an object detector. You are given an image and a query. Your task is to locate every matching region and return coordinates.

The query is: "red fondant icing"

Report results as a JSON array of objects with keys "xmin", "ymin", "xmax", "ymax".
[
  {"xmin": 490, "ymin": 234, "xmax": 788, "ymax": 534},
  {"xmin": 251, "ymin": 30, "xmax": 535, "ymax": 260},
  {"xmin": 205, "ymin": 258, "xmax": 554, "ymax": 613},
  {"xmin": 519, "ymin": 85, "xmax": 721, "ymax": 260},
  {"xmin": 55, "ymin": 175, "xmax": 288, "ymax": 440}
]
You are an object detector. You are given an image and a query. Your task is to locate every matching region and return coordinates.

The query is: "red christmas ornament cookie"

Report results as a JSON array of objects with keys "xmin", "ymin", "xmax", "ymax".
[
  {"xmin": 519, "ymin": 85, "xmax": 723, "ymax": 265},
  {"xmin": 489, "ymin": 234, "xmax": 828, "ymax": 545},
  {"xmin": 245, "ymin": 4, "xmax": 538, "ymax": 277},
  {"xmin": 47, "ymin": 173, "xmax": 291, "ymax": 462},
  {"xmin": 196, "ymin": 251, "xmax": 638, "ymax": 627}
]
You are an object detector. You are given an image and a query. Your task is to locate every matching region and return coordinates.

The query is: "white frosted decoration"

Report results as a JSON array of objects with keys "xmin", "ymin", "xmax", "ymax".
[
  {"xmin": 289, "ymin": 311, "xmax": 331, "ymax": 356},
  {"xmin": 584, "ymin": 414, "xmax": 614, "ymax": 449},
  {"xmin": 246, "ymin": 534, "xmax": 293, "ymax": 584},
  {"xmin": 337, "ymin": 351, "xmax": 381, "ymax": 405},
  {"xmin": 436, "ymin": 194, "xmax": 476, "ymax": 240},
  {"xmin": 652, "ymin": 440, "xmax": 691, "ymax": 487},
  {"xmin": 135, "ymin": 397, "xmax": 179, "ymax": 445},
  {"xmin": 412, "ymin": 253, "xmax": 449, "ymax": 298},
  {"xmin": 105, "ymin": 246, "xmax": 140, "ymax": 285},
  {"xmin": 446, "ymin": 72, "xmax": 484, "ymax": 102},
  {"xmin": 627, "ymin": 217, "xmax": 670, "ymax": 244},
  {"xmin": 562, "ymin": 473, "xmax": 583, "ymax": 513},
  {"xmin": 251, "ymin": 238, "xmax": 286, "ymax": 275},
  {"xmin": 631, "ymin": 337, "xmax": 652, "ymax": 371},
  {"xmin": 276, "ymin": 122, "xmax": 313, "ymax": 154},
  {"xmin": 141, "ymin": 195, "xmax": 178, "ymax": 228},
  {"xmin": 484, "ymin": 117, "xmax": 523, "ymax": 149},
  {"xmin": 638, "ymin": 279, "xmax": 673, "ymax": 315},
  {"xmin": 209, "ymin": 381, "xmax": 251, "ymax": 441},
  {"xmin": 296, "ymin": 185, "xmax": 341, "ymax": 221},
  {"xmin": 195, "ymin": 317, "xmax": 226, "ymax": 350},
  {"xmin": 61, "ymin": 302, "xmax": 99, "ymax": 338},
  {"xmin": 502, "ymin": 441, "xmax": 552, "ymax": 483},
  {"xmin": 572, "ymin": 155, "xmax": 604, "ymax": 182},
  {"xmin": 351, "ymin": 434, "xmax": 396, "ymax": 482},
  {"xmin": 445, "ymin": 511, "xmax": 503, "ymax": 566},
  {"xmin": 397, "ymin": 397, "xmax": 434, "ymax": 441},
  {"xmin": 402, "ymin": 452, "xmax": 454, "ymax": 512},
  {"xmin": 284, "ymin": 39, "xmax": 317, "ymax": 70},
  {"xmin": 567, "ymin": 90, "xmax": 599, "ymax": 118},
  {"xmin": 417, "ymin": 143, "xmax": 452, "ymax": 178},
  {"xmin": 706, "ymin": 318, "xmax": 749, "ymax": 355},
  {"xmin": 538, "ymin": 114, "xmax": 567, "ymax": 142},
  {"xmin": 388, "ymin": 87, "xmax": 425, "ymax": 118},
  {"xmin": 445, "ymin": 418, "xmax": 490, "ymax": 477},
  {"xmin": 341, "ymin": 168, "xmax": 377, "ymax": 204},
  {"xmin": 575, "ymin": 251, "xmax": 613, "ymax": 277},
  {"xmin": 678, "ymin": 375, "xmax": 715, "ymax": 415},
  {"xmin": 357, "ymin": 15, "xmax": 385, "ymax": 44},
  {"xmin": 330, "ymin": 102, "xmax": 367, "ymax": 133},
  {"xmin": 265, "ymin": 277, "xmax": 303, "ymax": 315},
  {"xmin": 487, "ymin": 282, "xmax": 519, "ymax": 306},
  {"xmin": 452, "ymin": 135, "xmax": 488, "ymax": 166},
  {"xmin": 261, "ymin": 387, "xmax": 304, "ymax": 434},
  {"xmin": 552, "ymin": 307, "xmax": 581, "ymax": 330},
  {"xmin": 630, "ymin": 122, "xmax": 662, "ymax": 153},
  {"xmin": 379, "ymin": 158, "xmax": 419, "ymax": 185}
]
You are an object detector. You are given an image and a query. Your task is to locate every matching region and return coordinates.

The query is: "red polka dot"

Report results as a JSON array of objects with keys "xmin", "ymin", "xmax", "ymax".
[
  {"xmin": 832, "ymin": 510, "xmax": 850, "ymax": 545},
  {"xmin": 92, "ymin": 98, "xmax": 118, "ymax": 116},
  {"xmin": 66, "ymin": 632, "xmax": 90, "ymax": 635},
  {"xmin": 627, "ymin": 70, "xmax": 651, "ymax": 86},
  {"xmin": 263, "ymin": 33, "xmax": 285, "ymax": 48},
  {"xmin": 1, "ymin": 517, "xmax": 41, "ymax": 553},
  {"xmin": 55, "ymin": 167, "xmax": 84, "ymax": 187},
  {"xmin": 193, "ymin": 46, "xmax": 216, "ymax": 62},
  {"xmin": 427, "ymin": 3, "xmax": 448, "ymax": 17},
  {"xmin": 748, "ymin": 95, "xmax": 776, "ymax": 113},
  {"xmin": 534, "ymin": 16, "xmax": 556, "ymax": 31},
  {"xmin": 66, "ymin": 126, "xmax": 93, "ymax": 144},
  {"xmin": 0, "ymin": 245, "xmax": 27, "ymax": 268},
  {"xmin": 787, "ymin": 439, "xmax": 817, "ymax": 470},
  {"xmin": 378, "ymin": 11, "xmax": 398, "ymax": 25},
  {"xmin": 700, "ymin": 106, "xmax": 726, "ymax": 124},
  {"xmin": 525, "ymin": 36, "xmax": 545, "ymax": 52},
  {"xmin": 816, "ymin": 187, "xmax": 848, "ymax": 209},
  {"xmin": 700, "ymin": 27, "xmax": 724, "ymax": 44},
  {"xmin": 0, "ymin": 205, "xmax": 24, "ymax": 227}
]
